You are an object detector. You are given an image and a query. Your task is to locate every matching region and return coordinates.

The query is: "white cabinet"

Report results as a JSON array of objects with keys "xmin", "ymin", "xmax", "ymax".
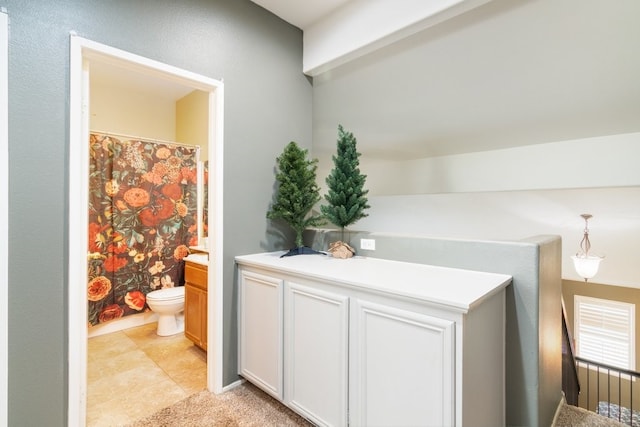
[
  {"xmin": 350, "ymin": 299, "xmax": 455, "ymax": 427},
  {"xmin": 238, "ymin": 270, "xmax": 283, "ymax": 399},
  {"xmin": 285, "ymin": 283, "xmax": 349, "ymax": 426},
  {"xmin": 236, "ymin": 252, "xmax": 511, "ymax": 426}
]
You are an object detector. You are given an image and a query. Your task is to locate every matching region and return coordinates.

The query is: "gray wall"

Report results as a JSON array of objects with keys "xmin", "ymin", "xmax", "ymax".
[
  {"xmin": 3, "ymin": 0, "xmax": 310, "ymax": 424},
  {"xmin": 308, "ymin": 230, "xmax": 563, "ymax": 427}
]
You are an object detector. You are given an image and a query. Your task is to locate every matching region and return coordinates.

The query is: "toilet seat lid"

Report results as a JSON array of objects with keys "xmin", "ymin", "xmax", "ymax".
[{"xmin": 147, "ymin": 286, "xmax": 185, "ymax": 301}]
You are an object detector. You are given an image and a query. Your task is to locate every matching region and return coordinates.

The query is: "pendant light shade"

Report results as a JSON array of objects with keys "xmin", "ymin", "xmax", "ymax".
[{"xmin": 571, "ymin": 214, "xmax": 603, "ymax": 282}]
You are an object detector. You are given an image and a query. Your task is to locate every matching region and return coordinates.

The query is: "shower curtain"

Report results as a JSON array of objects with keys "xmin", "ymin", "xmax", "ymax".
[{"xmin": 87, "ymin": 132, "xmax": 199, "ymax": 326}]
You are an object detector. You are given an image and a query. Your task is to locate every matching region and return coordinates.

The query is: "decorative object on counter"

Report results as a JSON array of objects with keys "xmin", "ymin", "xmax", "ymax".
[
  {"xmin": 267, "ymin": 141, "xmax": 325, "ymax": 257},
  {"xmin": 321, "ymin": 125, "xmax": 369, "ymax": 248},
  {"xmin": 571, "ymin": 213, "xmax": 604, "ymax": 282},
  {"xmin": 327, "ymin": 241, "xmax": 355, "ymax": 259}
]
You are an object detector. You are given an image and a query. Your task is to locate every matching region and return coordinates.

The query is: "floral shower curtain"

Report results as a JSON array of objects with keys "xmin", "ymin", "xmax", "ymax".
[{"xmin": 87, "ymin": 132, "xmax": 199, "ymax": 326}]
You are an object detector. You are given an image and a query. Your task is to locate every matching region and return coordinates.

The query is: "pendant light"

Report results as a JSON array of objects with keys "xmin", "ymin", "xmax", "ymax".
[{"xmin": 570, "ymin": 214, "xmax": 603, "ymax": 282}]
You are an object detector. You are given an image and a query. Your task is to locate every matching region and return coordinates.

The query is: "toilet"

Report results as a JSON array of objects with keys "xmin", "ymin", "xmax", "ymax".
[{"xmin": 146, "ymin": 286, "xmax": 185, "ymax": 336}]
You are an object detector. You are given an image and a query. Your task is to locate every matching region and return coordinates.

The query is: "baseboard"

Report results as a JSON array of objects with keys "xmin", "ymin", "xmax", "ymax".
[
  {"xmin": 220, "ymin": 378, "xmax": 246, "ymax": 394},
  {"xmin": 88, "ymin": 311, "xmax": 159, "ymax": 338}
]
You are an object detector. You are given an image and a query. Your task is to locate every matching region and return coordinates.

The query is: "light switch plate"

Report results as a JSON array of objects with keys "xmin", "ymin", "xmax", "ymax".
[{"xmin": 360, "ymin": 238, "xmax": 376, "ymax": 250}]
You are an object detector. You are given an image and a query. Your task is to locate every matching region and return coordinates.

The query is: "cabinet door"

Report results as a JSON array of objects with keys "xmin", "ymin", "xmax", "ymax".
[
  {"xmin": 285, "ymin": 283, "xmax": 349, "ymax": 427},
  {"xmin": 350, "ymin": 299, "xmax": 455, "ymax": 427},
  {"xmin": 238, "ymin": 270, "xmax": 283, "ymax": 400},
  {"xmin": 184, "ymin": 284, "xmax": 204, "ymax": 348}
]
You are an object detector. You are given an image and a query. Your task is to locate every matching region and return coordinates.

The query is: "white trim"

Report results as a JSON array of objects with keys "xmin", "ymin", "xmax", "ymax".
[
  {"xmin": 68, "ymin": 35, "xmax": 89, "ymax": 426},
  {"xmin": 221, "ymin": 378, "xmax": 245, "ymax": 393},
  {"xmin": 68, "ymin": 35, "xmax": 225, "ymax": 426},
  {"xmin": 1, "ymin": 11, "xmax": 9, "ymax": 427},
  {"xmin": 209, "ymin": 80, "xmax": 225, "ymax": 394}
]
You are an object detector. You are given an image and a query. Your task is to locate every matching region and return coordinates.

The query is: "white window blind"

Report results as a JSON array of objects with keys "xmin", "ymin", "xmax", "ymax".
[{"xmin": 574, "ymin": 295, "xmax": 635, "ymax": 370}]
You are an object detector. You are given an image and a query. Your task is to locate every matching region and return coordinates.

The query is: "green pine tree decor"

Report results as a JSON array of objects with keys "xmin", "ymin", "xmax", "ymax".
[
  {"xmin": 267, "ymin": 141, "xmax": 324, "ymax": 255},
  {"xmin": 321, "ymin": 125, "xmax": 370, "ymax": 241}
]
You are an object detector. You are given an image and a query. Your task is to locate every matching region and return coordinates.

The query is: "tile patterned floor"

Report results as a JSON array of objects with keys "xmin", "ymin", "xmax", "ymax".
[{"xmin": 87, "ymin": 323, "xmax": 207, "ymax": 426}]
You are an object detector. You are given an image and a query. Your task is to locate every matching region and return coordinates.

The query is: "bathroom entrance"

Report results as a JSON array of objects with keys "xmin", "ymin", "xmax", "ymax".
[{"xmin": 68, "ymin": 36, "xmax": 224, "ymax": 425}]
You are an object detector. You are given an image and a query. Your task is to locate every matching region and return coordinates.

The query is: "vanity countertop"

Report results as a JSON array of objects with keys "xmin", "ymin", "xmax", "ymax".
[{"xmin": 185, "ymin": 253, "xmax": 209, "ymax": 266}]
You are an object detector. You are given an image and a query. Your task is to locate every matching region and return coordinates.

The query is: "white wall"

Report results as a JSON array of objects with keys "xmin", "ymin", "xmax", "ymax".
[
  {"xmin": 353, "ymin": 187, "xmax": 640, "ymax": 288},
  {"xmin": 315, "ymin": 132, "xmax": 640, "ymax": 287},
  {"xmin": 309, "ymin": 1, "xmax": 640, "ymax": 291},
  {"xmin": 90, "ymin": 78, "xmax": 176, "ymax": 140},
  {"xmin": 347, "ymin": 132, "xmax": 640, "ymax": 195},
  {"xmin": 176, "ymin": 90, "xmax": 209, "ymax": 160}
]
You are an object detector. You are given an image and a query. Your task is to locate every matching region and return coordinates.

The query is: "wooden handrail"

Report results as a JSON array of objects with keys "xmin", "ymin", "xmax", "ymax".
[{"xmin": 562, "ymin": 297, "xmax": 581, "ymax": 405}]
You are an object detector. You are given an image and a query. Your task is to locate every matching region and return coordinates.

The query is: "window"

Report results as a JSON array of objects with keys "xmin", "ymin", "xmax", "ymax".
[{"xmin": 574, "ymin": 295, "xmax": 635, "ymax": 370}]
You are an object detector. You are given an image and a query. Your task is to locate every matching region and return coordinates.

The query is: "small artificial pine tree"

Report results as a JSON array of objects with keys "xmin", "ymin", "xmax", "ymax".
[
  {"xmin": 267, "ymin": 141, "xmax": 324, "ymax": 250},
  {"xmin": 321, "ymin": 125, "xmax": 370, "ymax": 241}
]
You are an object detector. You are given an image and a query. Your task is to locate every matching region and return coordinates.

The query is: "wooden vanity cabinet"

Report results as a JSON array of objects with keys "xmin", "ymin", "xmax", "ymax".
[{"xmin": 184, "ymin": 261, "xmax": 207, "ymax": 350}]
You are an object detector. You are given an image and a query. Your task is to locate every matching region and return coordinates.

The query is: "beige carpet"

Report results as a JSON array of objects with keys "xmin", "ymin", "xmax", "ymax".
[
  {"xmin": 127, "ymin": 382, "xmax": 311, "ymax": 427},
  {"xmin": 555, "ymin": 401, "xmax": 627, "ymax": 427},
  {"xmin": 130, "ymin": 381, "xmax": 629, "ymax": 427}
]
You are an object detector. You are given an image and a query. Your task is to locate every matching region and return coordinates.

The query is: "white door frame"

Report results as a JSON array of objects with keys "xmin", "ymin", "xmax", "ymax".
[
  {"xmin": 68, "ymin": 35, "xmax": 224, "ymax": 426},
  {"xmin": 1, "ymin": 10, "xmax": 9, "ymax": 427}
]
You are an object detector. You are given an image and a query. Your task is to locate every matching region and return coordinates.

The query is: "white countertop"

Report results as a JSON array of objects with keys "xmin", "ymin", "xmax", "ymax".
[
  {"xmin": 189, "ymin": 245, "xmax": 209, "ymax": 253},
  {"xmin": 235, "ymin": 251, "xmax": 512, "ymax": 313},
  {"xmin": 185, "ymin": 253, "xmax": 209, "ymax": 266}
]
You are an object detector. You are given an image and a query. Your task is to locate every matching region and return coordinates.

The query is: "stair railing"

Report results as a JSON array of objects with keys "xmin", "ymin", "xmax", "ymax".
[
  {"xmin": 562, "ymin": 298, "xmax": 581, "ymax": 405},
  {"xmin": 575, "ymin": 356, "xmax": 640, "ymax": 426}
]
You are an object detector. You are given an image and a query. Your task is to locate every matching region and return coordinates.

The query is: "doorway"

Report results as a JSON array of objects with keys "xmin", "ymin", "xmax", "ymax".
[{"xmin": 68, "ymin": 36, "xmax": 224, "ymax": 426}]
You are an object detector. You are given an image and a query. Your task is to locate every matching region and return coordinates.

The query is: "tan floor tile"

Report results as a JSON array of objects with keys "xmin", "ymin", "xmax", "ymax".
[
  {"xmin": 114, "ymin": 377, "xmax": 188, "ymax": 421},
  {"xmin": 87, "ymin": 377, "xmax": 188, "ymax": 426},
  {"xmin": 157, "ymin": 349, "xmax": 208, "ymax": 394},
  {"xmin": 140, "ymin": 335, "xmax": 194, "ymax": 363},
  {"xmin": 87, "ymin": 321, "xmax": 206, "ymax": 425},
  {"xmin": 88, "ymin": 355, "xmax": 171, "ymax": 403},
  {"xmin": 86, "ymin": 403, "xmax": 135, "ymax": 427},
  {"xmin": 87, "ymin": 348, "xmax": 159, "ymax": 385},
  {"xmin": 147, "ymin": 340, "xmax": 207, "ymax": 394},
  {"xmin": 175, "ymin": 373, "xmax": 207, "ymax": 395},
  {"xmin": 121, "ymin": 322, "xmax": 158, "ymax": 342},
  {"xmin": 88, "ymin": 331, "xmax": 137, "ymax": 362}
]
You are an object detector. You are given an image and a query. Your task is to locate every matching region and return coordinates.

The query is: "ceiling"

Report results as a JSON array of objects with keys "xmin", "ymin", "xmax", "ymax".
[
  {"xmin": 90, "ymin": 60, "xmax": 195, "ymax": 101},
  {"xmin": 249, "ymin": 0, "xmax": 351, "ymax": 29},
  {"xmin": 252, "ymin": 0, "xmax": 640, "ymax": 161},
  {"xmin": 310, "ymin": 0, "xmax": 640, "ymax": 160}
]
